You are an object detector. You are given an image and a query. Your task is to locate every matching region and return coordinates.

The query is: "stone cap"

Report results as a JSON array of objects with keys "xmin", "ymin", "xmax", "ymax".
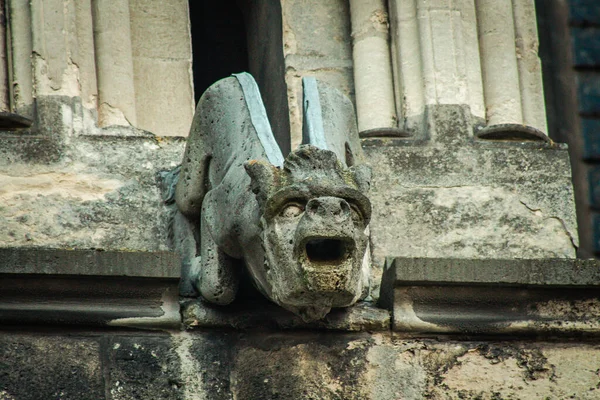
[
  {"xmin": 0, "ymin": 248, "xmax": 181, "ymax": 329},
  {"xmin": 0, "ymin": 248, "xmax": 180, "ymax": 278},
  {"xmin": 382, "ymin": 257, "xmax": 600, "ymax": 290},
  {"xmin": 380, "ymin": 258, "xmax": 600, "ymax": 336},
  {"xmin": 182, "ymin": 299, "xmax": 390, "ymax": 332}
]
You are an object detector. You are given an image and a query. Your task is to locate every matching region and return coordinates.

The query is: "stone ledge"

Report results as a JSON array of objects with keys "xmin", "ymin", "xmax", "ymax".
[
  {"xmin": 0, "ymin": 248, "xmax": 180, "ymax": 278},
  {"xmin": 182, "ymin": 298, "xmax": 390, "ymax": 332},
  {"xmin": 380, "ymin": 258, "xmax": 600, "ymax": 336},
  {"xmin": 0, "ymin": 275, "xmax": 180, "ymax": 329},
  {"xmin": 0, "ymin": 248, "xmax": 181, "ymax": 329},
  {"xmin": 382, "ymin": 258, "xmax": 600, "ymax": 287}
]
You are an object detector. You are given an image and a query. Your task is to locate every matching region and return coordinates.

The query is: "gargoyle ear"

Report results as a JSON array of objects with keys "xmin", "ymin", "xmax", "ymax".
[
  {"xmin": 350, "ymin": 164, "xmax": 371, "ymax": 193},
  {"xmin": 244, "ymin": 160, "xmax": 279, "ymax": 204}
]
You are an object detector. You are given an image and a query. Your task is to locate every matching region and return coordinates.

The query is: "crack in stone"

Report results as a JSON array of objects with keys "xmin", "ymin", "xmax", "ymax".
[
  {"xmin": 548, "ymin": 215, "xmax": 579, "ymax": 250},
  {"xmin": 519, "ymin": 200, "xmax": 542, "ymax": 212},
  {"xmin": 520, "ymin": 200, "xmax": 578, "ymax": 250}
]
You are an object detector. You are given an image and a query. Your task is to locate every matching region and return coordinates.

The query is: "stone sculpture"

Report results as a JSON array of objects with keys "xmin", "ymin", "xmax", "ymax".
[{"xmin": 173, "ymin": 73, "xmax": 371, "ymax": 321}]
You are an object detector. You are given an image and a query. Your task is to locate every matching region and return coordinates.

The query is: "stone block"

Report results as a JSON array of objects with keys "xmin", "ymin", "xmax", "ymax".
[
  {"xmin": 569, "ymin": 0, "xmax": 600, "ymax": 26},
  {"xmin": 581, "ymin": 118, "xmax": 600, "ymax": 160},
  {"xmin": 129, "ymin": 0, "xmax": 192, "ymax": 59},
  {"xmin": 0, "ymin": 95, "xmax": 187, "ymax": 251},
  {"xmin": 0, "ymin": 249, "xmax": 180, "ymax": 328},
  {"xmin": 107, "ymin": 335, "xmax": 182, "ymax": 400},
  {"xmin": 577, "ymin": 72, "xmax": 600, "ymax": 115},
  {"xmin": 0, "ymin": 334, "xmax": 104, "ymax": 400},
  {"xmin": 380, "ymin": 257, "xmax": 600, "ymax": 335},
  {"xmin": 129, "ymin": 0, "xmax": 194, "ymax": 137},
  {"xmin": 132, "ymin": 58, "xmax": 194, "ymax": 137},
  {"xmin": 364, "ymin": 138, "xmax": 578, "ymax": 269},
  {"xmin": 282, "ymin": 0, "xmax": 352, "ymax": 60},
  {"xmin": 0, "ymin": 248, "xmax": 179, "ymax": 277},
  {"xmin": 1, "ymin": 331, "xmax": 600, "ymax": 399},
  {"xmin": 572, "ymin": 27, "xmax": 600, "ymax": 67}
]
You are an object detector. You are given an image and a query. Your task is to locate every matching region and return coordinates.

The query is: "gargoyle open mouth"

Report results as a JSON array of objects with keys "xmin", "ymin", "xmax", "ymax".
[{"xmin": 303, "ymin": 237, "xmax": 353, "ymax": 265}]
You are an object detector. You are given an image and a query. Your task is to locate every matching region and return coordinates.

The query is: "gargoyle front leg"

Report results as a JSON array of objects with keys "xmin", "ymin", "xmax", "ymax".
[{"xmin": 196, "ymin": 213, "xmax": 240, "ymax": 305}]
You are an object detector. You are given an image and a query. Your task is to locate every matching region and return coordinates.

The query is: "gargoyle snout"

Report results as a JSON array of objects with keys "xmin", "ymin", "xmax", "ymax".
[{"xmin": 306, "ymin": 197, "xmax": 351, "ymax": 222}]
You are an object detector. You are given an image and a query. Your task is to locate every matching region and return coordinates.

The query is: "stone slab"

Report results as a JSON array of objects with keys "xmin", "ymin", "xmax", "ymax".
[
  {"xmin": 2, "ymin": 330, "xmax": 600, "ymax": 399},
  {"xmin": 0, "ymin": 275, "xmax": 180, "ymax": 328},
  {"xmin": 364, "ymin": 132, "xmax": 579, "ymax": 272},
  {"xmin": 382, "ymin": 257, "xmax": 600, "ymax": 287},
  {"xmin": 0, "ymin": 95, "xmax": 187, "ymax": 252},
  {"xmin": 0, "ymin": 335, "xmax": 104, "ymax": 400},
  {"xmin": 182, "ymin": 298, "xmax": 390, "ymax": 332},
  {"xmin": 380, "ymin": 257, "xmax": 600, "ymax": 336},
  {"xmin": 0, "ymin": 248, "xmax": 180, "ymax": 277},
  {"xmin": 0, "ymin": 248, "xmax": 180, "ymax": 328}
]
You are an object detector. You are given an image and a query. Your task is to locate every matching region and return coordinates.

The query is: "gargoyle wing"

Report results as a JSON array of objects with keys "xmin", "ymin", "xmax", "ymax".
[{"xmin": 301, "ymin": 77, "xmax": 364, "ymax": 167}]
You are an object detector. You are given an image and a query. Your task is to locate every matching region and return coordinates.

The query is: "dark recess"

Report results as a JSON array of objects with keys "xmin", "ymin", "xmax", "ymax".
[
  {"xmin": 188, "ymin": 1, "xmax": 249, "ymax": 104},
  {"xmin": 188, "ymin": 0, "xmax": 292, "ymax": 155}
]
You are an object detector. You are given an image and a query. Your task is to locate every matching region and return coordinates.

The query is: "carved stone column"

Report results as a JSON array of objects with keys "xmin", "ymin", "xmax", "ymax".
[
  {"xmin": 91, "ymin": 0, "xmax": 137, "ymax": 127},
  {"xmin": 387, "ymin": 0, "xmax": 546, "ymax": 140},
  {"xmin": 349, "ymin": 0, "xmax": 399, "ymax": 136},
  {"xmin": 388, "ymin": 0, "xmax": 485, "ymax": 138},
  {"xmin": 364, "ymin": 0, "xmax": 577, "ymax": 274},
  {"xmin": 6, "ymin": 0, "xmax": 34, "ymax": 122}
]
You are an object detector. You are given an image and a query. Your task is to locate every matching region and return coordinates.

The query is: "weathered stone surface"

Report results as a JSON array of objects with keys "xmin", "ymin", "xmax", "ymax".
[
  {"xmin": 428, "ymin": 342, "xmax": 600, "ymax": 399},
  {"xmin": 107, "ymin": 335, "xmax": 182, "ymax": 400},
  {"xmin": 282, "ymin": 0, "xmax": 354, "ymax": 147},
  {"xmin": 0, "ymin": 248, "xmax": 179, "ymax": 277},
  {"xmin": 383, "ymin": 257, "xmax": 600, "ymax": 286},
  {"xmin": 182, "ymin": 299, "xmax": 390, "ymax": 332},
  {"xmin": 0, "ymin": 335, "xmax": 104, "ymax": 400},
  {"xmin": 174, "ymin": 75, "xmax": 371, "ymax": 321},
  {"xmin": 365, "ymin": 138, "xmax": 578, "ymax": 267},
  {"xmin": 379, "ymin": 258, "xmax": 600, "ymax": 335},
  {"xmin": 130, "ymin": 0, "xmax": 194, "ymax": 137},
  {"xmin": 363, "ymin": 103, "xmax": 578, "ymax": 300},
  {"xmin": 0, "ymin": 96, "xmax": 186, "ymax": 252},
  {"xmin": 2, "ymin": 331, "xmax": 600, "ymax": 399}
]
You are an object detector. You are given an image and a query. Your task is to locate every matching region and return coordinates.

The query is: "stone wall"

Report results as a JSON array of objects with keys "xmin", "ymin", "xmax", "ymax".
[
  {"xmin": 281, "ymin": 0, "xmax": 355, "ymax": 147},
  {"xmin": 1, "ymin": 330, "xmax": 599, "ymax": 399},
  {"xmin": 0, "ymin": 1, "xmax": 597, "ymax": 399},
  {"xmin": 0, "ymin": 0, "xmax": 191, "ymax": 251}
]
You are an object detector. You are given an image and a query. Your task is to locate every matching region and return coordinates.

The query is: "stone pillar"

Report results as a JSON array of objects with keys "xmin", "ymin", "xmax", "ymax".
[
  {"xmin": 387, "ymin": 0, "xmax": 546, "ymax": 140},
  {"xmin": 512, "ymin": 0, "xmax": 547, "ymax": 133},
  {"xmin": 388, "ymin": 0, "xmax": 485, "ymax": 138},
  {"xmin": 476, "ymin": 0, "xmax": 523, "ymax": 126},
  {"xmin": 91, "ymin": 0, "xmax": 137, "ymax": 127},
  {"xmin": 349, "ymin": 0, "xmax": 398, "ymax": 136},
  {"xmin": 0, "ymin": 0, "xmax": 10, "ymax": 113},
  {"xmin": 7, "ymin": 0, "xmax": 33, "ymax": 118},
  {"xmin": 30, "ymin": 0, "xmax": 97, "ymax": 102},
  {"xmin": 475, "ymin": 0, "xmax": 547, "ymax": 138},
  {"xmin": 364, "ymin": 0, "xmax": 577, "ymax": 273}
]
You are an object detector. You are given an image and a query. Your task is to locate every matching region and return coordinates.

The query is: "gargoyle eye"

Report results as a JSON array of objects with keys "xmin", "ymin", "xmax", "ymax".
[{"xmin": 281, "ymin": 202, "xmax": 305, "ymax": 218}]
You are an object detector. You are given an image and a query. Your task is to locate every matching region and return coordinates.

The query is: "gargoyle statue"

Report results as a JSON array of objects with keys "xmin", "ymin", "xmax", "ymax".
[{"xmin": 173, "ymin": 73, "xmax": 371, "ymax": 321}]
